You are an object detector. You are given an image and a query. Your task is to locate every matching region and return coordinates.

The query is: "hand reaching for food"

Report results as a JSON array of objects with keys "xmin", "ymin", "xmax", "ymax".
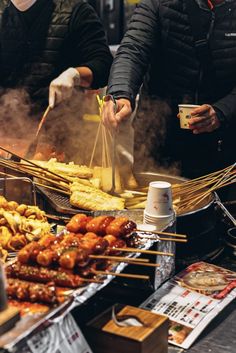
[
  {"xmin": 102, "ymin": 96, "xmax": 132, "ymax": 129},
  {"xmin": 49, "ymin": 68, "xmax": 81, "ymax": 108}
]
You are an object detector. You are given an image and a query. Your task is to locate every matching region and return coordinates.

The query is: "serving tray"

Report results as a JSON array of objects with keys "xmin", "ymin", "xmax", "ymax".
[{"xmin": 0, "ymin": 228, "xmax": 175, "ymax": 351}]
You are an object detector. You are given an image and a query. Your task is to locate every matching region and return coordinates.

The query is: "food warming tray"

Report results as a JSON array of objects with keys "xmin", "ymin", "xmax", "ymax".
[
  {"xmin": 37, "ymin": 172, "xmax": 215, "ymax": 218},
  {"xmin": 0, "ymin": 232, "xmax": 174, "ymax": 351},
  {"xmin": 36, "ymin": 185, "xmax": 145, "ymax": 223}
]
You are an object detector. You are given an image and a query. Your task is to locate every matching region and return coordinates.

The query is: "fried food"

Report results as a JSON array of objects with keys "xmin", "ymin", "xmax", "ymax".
[
  {"xmin": 7, "ymin": 262, "xmax": 87, "ymax": 288},
  {"xmin": 7, "ymin": 278, "xmax": 58, "ymax": 304},
  {"xmin": 31, "ymin": 158, "xmax": 93, "ymax": 179},
  {"xmin": 0, "ymin": 197, "xmax": 50, "ymax": 251},
  {"xmin": 0, "ymin": 226, "xmax": 12, "ymax": 248},
  {"xmin": 0, "ymin": 245, "xmax": 8, "ymax": 262},
  {"xmin": 70, "ymin": 182, "xmax": 125, "ymax": 211}
]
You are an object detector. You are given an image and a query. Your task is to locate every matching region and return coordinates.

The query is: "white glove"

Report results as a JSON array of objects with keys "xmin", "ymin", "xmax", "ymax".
[
  {"xmin": 49, "ymin": 68, "xmax": 81, "ymax": 108},
  {"xmin": 11, "ymin": 0, "xmax": 37, "ymax": 11}
]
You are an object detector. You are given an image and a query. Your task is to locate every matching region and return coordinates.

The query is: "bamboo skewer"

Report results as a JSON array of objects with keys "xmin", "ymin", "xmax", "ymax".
[
  {"xmin": 0, "ymin": 158, "xmax": 71, "ymax": 191},
  {"xmin": 80, "ymin": 277, "xmax": 104, "ymax": 284},
  {"xmin": 172, "ymin": 164, "xmax": 233, "ymax": 188},
  {"xmin": 90, "ymin": 255, "xmax": 160, "ymax": 267},
  {"xmin": 24, "ymin": 106, "xmax": 51, "ymax": 159},
  {"xmin": 0, "ymin": 146, "xmax": 70, "ymax": 183},
  {"xmin": 89, "ymin": 255, "xmax": 150, "ymax": 263},
  {"xmin": 186, "ymin": 164, "xmax": 236, "ymax": 208},
  {"xmin": 34, "ymin": 182, "xmax": 70, "ymax": 195},
  {"xmin": 36, "ymin": 105, "xmax": 51, "ymax": 137},
  {"xmin": 136, "ymin": 229, "xmax": 187, "ymax": 238},
  {"xmin": 113, "ymin": 247, "xmax": 174, "ymax": 257},
  {"xmin": 137, "ymin": 236, "xmax": 187, "ymax": 243},
  {"xmin": 93, "ymin": 270, "xmax": 150, "ymax": 281},
  {"xmin": 45, "ymin": 214, "xmax": 70, "ymax": 222},
  {"xmin": 155, "ymin": 237, "xmax": 187, "ymax": 243},
  {"xmin": 125, "ymin": 164, "xmax": 236, "ymax": 212},
  {"xmin": 0, "ymin": 161, "xmax": 70, "ymax": 192},
  {"xmin": 176, "ymin": 172, "xmax": 236, "ymax": 210}
]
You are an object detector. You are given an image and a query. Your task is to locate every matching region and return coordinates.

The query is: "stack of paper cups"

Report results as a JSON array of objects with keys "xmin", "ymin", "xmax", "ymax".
[{"xmin": 143, "ymin": 181, "xmax": 175, "ymax": 228}]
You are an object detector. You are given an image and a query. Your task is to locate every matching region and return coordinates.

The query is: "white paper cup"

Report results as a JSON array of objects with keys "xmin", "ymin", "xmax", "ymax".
[
  {"xmin": 143, "ymin": 210, "xmax": 175, "ymax": 229},
  {"xmin": 178, "ymin": 104, "xmax": 200, "ymax": 129},
  {"xmin": 145, "ymin": 181, "xmax": 173, "ymax": 216}
]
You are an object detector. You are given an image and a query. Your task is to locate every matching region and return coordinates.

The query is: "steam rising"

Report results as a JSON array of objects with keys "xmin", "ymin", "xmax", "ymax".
[
  {"xmin": 0, "ymin": 88, "xmax": 180, "ymax": 177},
  {"xmin": 0, "ymin": 89, "xmax": 36, "ymax": 139},
  {"xmin": 133, "ymin": 96, "xmax": 181, "ymax": 176},
  {"xmin": 42, "ymin": 89, "xmax": 101, "ymax": 163},
  {"xmin": 0, "ymin": 88, "xmax": 101, "ymax": 163}
]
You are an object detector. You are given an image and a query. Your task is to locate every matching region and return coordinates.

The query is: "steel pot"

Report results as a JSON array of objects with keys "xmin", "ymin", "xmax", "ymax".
[{"xmin": 135, "ymin": 172, "xmax": 221, "ymax": 268}]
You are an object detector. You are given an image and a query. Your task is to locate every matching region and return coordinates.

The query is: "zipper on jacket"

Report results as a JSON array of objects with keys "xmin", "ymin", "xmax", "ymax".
[{"xmin": 195, "ymin": 10, "xmax": 216, "ymax": 103}]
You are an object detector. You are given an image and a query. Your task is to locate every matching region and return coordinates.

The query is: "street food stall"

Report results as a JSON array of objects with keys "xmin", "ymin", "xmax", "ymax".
[
  {"xmin": 0, "ymin": 148, "xmax": 235, "ymax": 352},
  {"xmin": 0, "ymin": 2, "xmax": 236, "ymax": 352}
]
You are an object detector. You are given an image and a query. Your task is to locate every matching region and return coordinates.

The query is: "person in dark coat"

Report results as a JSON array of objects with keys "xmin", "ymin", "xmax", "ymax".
[
  {"xmin": 102, "ymin": 0, "xmax": 236, "ymax": 179},
  {"xmin": 0, "ymin": 0, "xmax": 113, "ymax": 160},
  {"xmin": 0, "ymin": 0, "xmax": 113, "ymax": 110}
]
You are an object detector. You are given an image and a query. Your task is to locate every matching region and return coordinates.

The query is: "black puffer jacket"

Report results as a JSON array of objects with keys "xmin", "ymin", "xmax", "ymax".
[
  {"xmin": 107, "ymin": 0, "xmax": 236, "ymax": 176},
  {"xmin": 0, "ymin": 0, "xmax": 112, "ymax": 107}
]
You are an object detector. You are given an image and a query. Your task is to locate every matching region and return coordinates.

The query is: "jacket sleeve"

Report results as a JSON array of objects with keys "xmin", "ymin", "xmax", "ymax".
[
  {"xmin": 69, "ymin": 2, "xmax": 113, "ymax": 89},
  {"xmin": 212, "ymin": 87, "xmax": 236, "ymax": 127},
  {"xmin": 107, "ymin": 0, "xmax": 160, "ymax": 109}
]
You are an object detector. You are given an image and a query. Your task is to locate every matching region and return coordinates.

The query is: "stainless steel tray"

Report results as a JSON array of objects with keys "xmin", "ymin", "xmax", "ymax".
[
  {"xmin": 37, "ymin": 172, "xmax": 215, "ymax": 219},
  {"xmin": 36, "ymin": 185, "xmax": 145, "ymax": 223},
  {"xmin": 0, "ymin": 230, "xmax": 175, "ymax": 350}
]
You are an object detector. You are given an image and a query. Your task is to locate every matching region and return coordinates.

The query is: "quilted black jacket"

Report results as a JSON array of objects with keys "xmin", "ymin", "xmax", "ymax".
[
  {"xmin": 108, "ymin": 0, "xmax": 236, "ymax": 126},
  {"xmin": 107, "ymin": 0, "xmax": 236, "ymax": 177},
  {"xmin": 0, "ymin": 0, "xmax": 112, "ymax": 106}
]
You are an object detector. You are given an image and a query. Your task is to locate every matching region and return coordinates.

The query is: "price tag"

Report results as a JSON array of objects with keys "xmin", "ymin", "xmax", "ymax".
[{"xmin": 27, "ymin": 314, "xmax": 93, "ymax": 353}]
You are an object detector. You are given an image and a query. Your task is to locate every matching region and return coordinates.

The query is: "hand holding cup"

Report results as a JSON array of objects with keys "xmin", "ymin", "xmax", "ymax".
[{"xmin": 178, "ymin": 104, "xmax": 221, "ymax": 133}]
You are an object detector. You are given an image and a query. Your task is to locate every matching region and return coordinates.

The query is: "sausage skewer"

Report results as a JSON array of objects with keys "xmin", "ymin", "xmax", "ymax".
[
  {"xmin": 7, "ymin": 278, "xmax": 58, "ymax": 304},
  {"xmin": 66, "ymin": 214, "xmax": 136, "ymax": 238},
  {"xmin": 6, "ymin": 263, "xmax": 103, "ymax": 288}
]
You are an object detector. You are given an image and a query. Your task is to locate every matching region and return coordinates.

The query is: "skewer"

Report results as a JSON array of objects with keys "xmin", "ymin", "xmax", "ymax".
[
  {"xmin": 0, "ymin": 171, "xmax": 70, "ymax": 200},
  {"xmin": 113, "ymin": 247, "xmax": 174, "ymax": 257},
  {"xmin": 45, "ymin": 214, "xmax": 71, "ymax": 222},
  {"xmin": 93, "ymin": 270, "xmax": 150, "ymax": 281},
  {"xmin": 80, "ymin": 277, "xmax": 104, "ymax": 284},
  {"xmin": 34, "ymin": 181, "xmax": 70, "ymax": 195},
  {"xmin": 0, "ymin": 158, "xmax": 70, "ymax": 192},
  {"xmin": 89, "ymin": 254, "xmax": 149, "ymax": 263},
  {"xmin": 89, "ymin": 255, "xmax": 160, "ymax": 267},
  {"xmin": 187, "ymin": 163, "xmax": 236, "ymax": 208},
  {"xmin": 172, "ymin": 164, "xmax": 234, "ymax": 188},
  {"xmin": 89, "ymin": 255, "xmax": 150, "ymax": 263},
  {"xmin": 36, "ymin": 105, "xmax": 51, "ymax": 137},
  {"xmin": 137, "ymin": 236, "xmax": 187, "ymax": 243},
  {"xmin": 0, "ymin": 146, "xmax": 70, "ymax": 182},
  {"xmin": 125, "ymin": 164, "xmax": 236, "ymax": 212},
  {"xmin": 136, "ymin": 229, "xmax": 187, "ymax": 238},
  {"xmin": 24, "ymin": 106, "xmax": 51, "ymax": 159}
]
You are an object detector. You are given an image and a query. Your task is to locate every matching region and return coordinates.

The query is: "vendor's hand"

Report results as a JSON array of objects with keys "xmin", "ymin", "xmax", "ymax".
[
  {"xmin": 102, "ymin": 97, "xmax": 132, "ymax": 130},
  {"xmin": 49, "ymin": 68, "xmax": 80, "ymax": 108},
  {"xmin": 188, "ymin": 104, "xmax": 221, "ymax": 134}
]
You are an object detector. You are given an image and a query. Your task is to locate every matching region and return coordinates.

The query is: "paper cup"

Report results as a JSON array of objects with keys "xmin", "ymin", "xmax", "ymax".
[
  {"xmin": 143, "ymin": 210, "xmax": 175, "ymax": 229},
  {"xmin": 145, "ymin": 181, "xmax": 173, "ymax": 216},
  {"xmin": 178, "ymin": 104, "xmax": 200, "ymax": 129}
]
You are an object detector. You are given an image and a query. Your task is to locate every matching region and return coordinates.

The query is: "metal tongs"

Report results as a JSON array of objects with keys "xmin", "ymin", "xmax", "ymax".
[
  {"xmin": 103, "ymin": 94, "xmax": 118, "ymax": 196},
  {"xmin": 25, "ymin": 105, "xmax": 51, "ymax": 159}
]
